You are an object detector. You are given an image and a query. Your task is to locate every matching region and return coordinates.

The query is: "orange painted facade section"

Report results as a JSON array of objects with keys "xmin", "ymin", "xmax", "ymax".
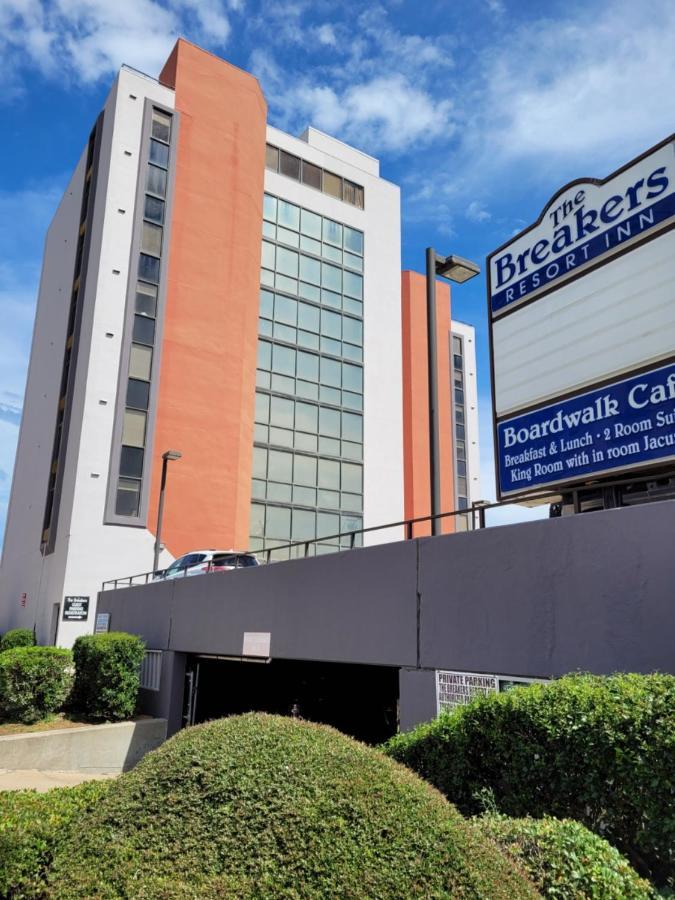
[
  {"xmin": 148, "ymin": 41, "xmax": 267, "ymax": 554},
  {"xmin": 401, "ymin": 271, "xmax": 454, "ymax": 536}
]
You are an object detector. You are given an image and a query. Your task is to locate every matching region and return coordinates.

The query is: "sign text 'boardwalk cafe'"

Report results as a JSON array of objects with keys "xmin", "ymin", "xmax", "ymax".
[{"xmin": 488, "ymin": 135, "xmax": 675, "ymax": 498}]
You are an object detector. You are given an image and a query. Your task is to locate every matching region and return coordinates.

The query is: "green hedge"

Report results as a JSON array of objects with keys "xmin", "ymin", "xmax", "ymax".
[
  {"xmin": 0, "ymin": 628, "xmax": 35, "ymax": 653},
  {"xmin": 0, "ymin": 780, "xmax": 110, "ymax": 899},
  {"xmin": 0, "ymin": 647, "xmax": 74, "ymax": 724},
  {"xmin": 44, "ymin": 714, "xmax": 538, "ymax": 898},
  {"xmin": 70, "ymin": 631, "xmax": 145, "ymax": 721},
  {"xmin": 384, "ymin": 673, "xmax": 675, "ymax": 886},
  {"xmin": 475, "ymin": 815, "xmax": 655, "ymax": 899}
]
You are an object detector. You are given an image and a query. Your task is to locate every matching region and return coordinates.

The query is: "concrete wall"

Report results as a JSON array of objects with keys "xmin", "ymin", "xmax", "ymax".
[
  {"xmin": 0, "ymin": 718, "xmax": 167, "ymax": 773},
  {"xmin": 99, "ymin": 500, "xmax": 675, "ymax": 731}
]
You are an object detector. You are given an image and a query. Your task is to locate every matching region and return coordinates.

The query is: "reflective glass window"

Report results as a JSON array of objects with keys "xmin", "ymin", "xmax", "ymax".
[
  {"xmin": 342, "ymin": 411, "xmax": 362, "ymax": 442},
  {"xmin": 297, "ymin": 351, "xmax": 319, "ymax": 382},
  {"xmin": 299, "ymin": 255, "xmax": 320, "ymax": 285},
  {"xmin": 141, "ymin": 222, "xmax": 162, "ymax": 257},
  {"xmin": 255, "ymin": 392, "xmax": 270, "ymax": 423},
  {"xmin": 323, "ymin": 172, "xmax": 342, "ymax": 200},
  {"xmin": 120, "ymin": 445, "xmax": 144, "ymax": 479},
  {"xmin": 146, "ymin": 165, "xmax": 167, "ymax": 197},
  {"xmin": 277, "ymin": 246, "xmax": 299, "ymax": 278},
  {"xmin": 321, "ymin": 310, "xmax": 341, "ymax": 339},
  {"xmin": 302, "ymin": 160, "xmax": 322, "ymax": 189},
  {"xmin": 292, "ymin": 508, "xmax": 315, "ymax": 540},
  {"xmin": 138, "ymin": 254, "xmax": 160, "ymax": 283},
  {"xmin": 322, "ymin": 263, "xmax": 342, "ymax": 292},
  {"xmin": 270, "ymin": 395, "xmax": 294, "ymax": 428},
  {"xmin": 129, "ymin": 344, "xmax": 152, "ymax": 380},
  {"xmin": 278, "ymin": 200, "xmax": 300, "ymax": 231},
  {"xmin": 116, "ymin": 478, "xmax": 140, "ymax": 516},
  {"xmin": 133, "ymin": 314, "xmax": 155, "ymax": 346},
  {"xmin": 151, "ymin": 110, "xmax": 171, "ymax": 142},
  {"xmin": 343, "ymin": 270, "xmax": 363, "ymax": 299},
  {"xmin": 122, "ymin": 409, "xmax": 146, "ymax": 448},
  {"xmin": 267, "ymin": 505, "xmax": 291, "ymax": 539},
  {"xmin": 263, "ymin": 194, "xmax": 277, "ymax": 222},
  {"xmin": 272, "ymin": 344, "xmax": 295, "ymax": 376},
  {"xmin": 280, "ymin": 151, "xmax": 301, "ymax": 181},
  {"xmin": 320, "ymin": 357, "xmax": 341, "ymax": 387},
  {"xmin": 341, "ymin": 462, "xmax": 362, "ymax": 493},
  {"xmin": 274, "ymin": 294, "xmax": 297, "ymax": 326},
  {"xmin": 149, "ymin": 139, "xmax": 169, "ymax": 167},
  {"xmin": 268, "ymin": 449, "xmax": 293, "ymax": 482},
  {"xmin": 322, "ymin": 218, "xmax": 342, "ymax": 246},
  {"xmin": 342, "ymin": 363, "xmax": 362, "ymax": 393},
  {"xmin": 126, "ymin": 378, "xmax": 150, "ymax": 410},
  {"xmin": 265, "ymin": 145, "xmax": 279, "ymax": 172},
  {"xmin": 257, "ymin": 340, "xmax": 272, "ymax": 370},
  {"xmin": 300, "ymin": 209, "xmax": 322, "ymax": 239},
  {"xmin": 344, "ymin": 226, "xmax": 363, "ymax": 255},
  {"xmin": 135, "ymin": 282, "xmax": 157, "ymax": 317},
  {"xmin": 296, "ymin": 401, "xmax": 318, "ymax": 432},
  {"xmin": 144, "ymin": 195, "xmax": 165, "ymax": 224}
]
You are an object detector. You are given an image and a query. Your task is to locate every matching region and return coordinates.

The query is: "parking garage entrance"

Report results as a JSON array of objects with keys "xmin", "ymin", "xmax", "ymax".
[{"xmin": 184, "ymin": 656, "xmax": 400, "ymax": 745}]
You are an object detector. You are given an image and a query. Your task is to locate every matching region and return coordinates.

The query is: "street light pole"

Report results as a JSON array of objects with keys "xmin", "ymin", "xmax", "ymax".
[
  {"xmin": 153, "ymin": 449, "xmax": 182, "ymax": 574},
  {"xmin": 424, "ymin": 251, "xmax": 480, "ymax": 538},
  {"xmin": 426, "ymin": 247, "xmax": 442, "ymax": 537}
]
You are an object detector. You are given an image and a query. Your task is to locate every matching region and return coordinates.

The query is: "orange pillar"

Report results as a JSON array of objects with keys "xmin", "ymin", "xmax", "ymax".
[
  {"xmin": 148, "ymin": 40, "xmax": 267, "ymax": 554},
  {"xmin": 401, "ymin": 270, "xmax": 454, "ymax": 536}
]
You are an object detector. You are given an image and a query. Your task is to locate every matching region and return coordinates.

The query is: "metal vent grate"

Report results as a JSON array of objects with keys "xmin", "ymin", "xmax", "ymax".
[{"xmin": 140, "ymin": 650, "xmax": 162, "ymax": 691}]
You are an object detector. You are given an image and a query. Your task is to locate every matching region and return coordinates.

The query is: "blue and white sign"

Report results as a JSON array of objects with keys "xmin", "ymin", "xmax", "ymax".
[
  {"xmin": 498, "ymin": 361, "xmax": 675, "ymax": 496},
  {"xmin": 488, "ymin": 138, "xmax": 675, "ymax": 316}
]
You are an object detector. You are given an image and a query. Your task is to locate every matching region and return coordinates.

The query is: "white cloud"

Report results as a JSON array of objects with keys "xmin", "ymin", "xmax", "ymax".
[
  {"xmin": 315, "ymin": 23, "xmax": 336, "ymax": 46},
  {"xmin": 0, "ymin": 0, "xmax": 235, "ymax": 86},
  {"xmin": 466, "ymin": 201, "xmax": 491, "ymax": 223}
]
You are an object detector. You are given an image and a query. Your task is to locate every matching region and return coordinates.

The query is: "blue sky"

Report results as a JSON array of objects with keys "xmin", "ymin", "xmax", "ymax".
[{"xmin": 1, "ymin": 0, "xmax": 675, "ymax": 542}]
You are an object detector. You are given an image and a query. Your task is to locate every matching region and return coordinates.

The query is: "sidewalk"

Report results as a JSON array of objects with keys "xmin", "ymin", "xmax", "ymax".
[{"xmin": 0, "ymin": 769, "xmax": 117, "ymax": 792}]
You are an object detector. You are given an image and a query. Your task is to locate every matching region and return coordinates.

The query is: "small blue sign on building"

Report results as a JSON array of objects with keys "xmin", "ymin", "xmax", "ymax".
[{"xmin": 498, "ymin": 361, "xmax": 675, "ymax": 496}]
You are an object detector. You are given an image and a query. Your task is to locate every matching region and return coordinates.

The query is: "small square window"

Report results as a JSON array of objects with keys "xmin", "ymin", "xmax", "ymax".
[
  {"xmin": 263, "ymin": 194, "xmax": 277, "ymax": 222},
  {"xmin": 151, "ymin": 110, "xmax": 171, "ymax": 143},
  {"xmin": 122, "ymin": 409, "xmax": 147, "ymax": 448},
  {"xmin": 344, "ymin": 226, "xmax": 364, "ymax": 255},
  {"xmin": 129, "ymin": 343, "xmax": 152, "ymax": 380},
  {"xmin": 270, "ymin": 395, "xmax": 294, "ymax": 428},
  {"xmin": 322, "ymin": 218, "xmax": 342, "ymax": 246},
  {"xmin": 133, "ymin": 314, "xmax": 155, "ymax": 346},
  {"xmin": 149, "ymin": 139, "xmax": 169, "ymax": 168},
  {"xmin": 298, "ymin": 302, "xmax": 320, "ymax": 333},
  {"xmin": 276, "ymin": 246, "xmax": 299, "ymax": 279},
  {"xmin": 278, "ymin": 200, "xmax": 300, "ymax": 231},
  {"xmin": 265, "ymin": 144, "xmax": 279, "ymax": 172},
  {"xmin": 275, "ymin": 294, "xmax": 297, "ymax": 326},
  {"xmin": 126, "ymin": 378, "xmax": 150, "ymax": 410},
  {"xmin": 146, "ymin": 165, "xmax": 167, "ymax": 197},
  {"xmin": 323, "ymin": 171, "xmax": 342, "ymax": 200},
  {"xmin": 302, "ymin": 160, "xmax": 322, "ymax": 190},
  {"xmin": 141, "ymin": 222, "xmax": 162, "ymax": 257},
  {"xmin": 138, "ymin": 253, "xmax": 160, "ymax": 283},
  {"xmin": 343, "ymin": 180, "xmax": 364, "ymax": 209},
  {"xmin": 135, "ymin": 282, "xmax": 157, "ymax": 317},
  {"xmin": 300, "ymin": 209, "xmax": 322, "ymax": 239},
  {"xmin": 280, "ymin": 151, "xmax": 301, "ymax": 180},
  {"xmin": 120, "ymin": 445, "xmax": 144, "ymax": 479},
  {"xmin": 116, "ymin": 478, "xmax": 141, "ymax": 516},
  {"xmin": 144, "ymin": 195, "xmax": 165, "ymax": 224}
]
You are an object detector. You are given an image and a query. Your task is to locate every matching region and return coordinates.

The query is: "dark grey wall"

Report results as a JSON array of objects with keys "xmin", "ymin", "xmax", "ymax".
[{"xmin": 100, "ymin": 501, "xmax": 675, "ymax": 732}]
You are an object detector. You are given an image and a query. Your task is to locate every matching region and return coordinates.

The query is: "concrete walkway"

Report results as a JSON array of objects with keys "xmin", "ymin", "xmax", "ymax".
[{"xmin": 0, "ymin": 769, "xmax": 117, "ymax": 792}]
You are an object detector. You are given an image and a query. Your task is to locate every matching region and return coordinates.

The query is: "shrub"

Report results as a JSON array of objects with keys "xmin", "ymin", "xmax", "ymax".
[
  {"xmin": 0, "ymin": 647, "xmax": 74, "ymax": 724},
  {"xmin": 70, "ymin": 631, "xmax": 145, "ymax": 721},
  {"xmin": 45, "ymin": 714, "xmax": 538, "ymax": 898},
  {"xmin": 475, "ymin": 814, "xmax": 655, "ymax": 899},
  {"xmin": 0, "ymin": 780, "xmax": 110, "ymax": 899},
  {"xmin": 0, "ymin": 628, "xmax": 35, "ymax": 653},
  {"xmin": 384, "ymin": 673, "xmax": 675, "ymax": 886}
]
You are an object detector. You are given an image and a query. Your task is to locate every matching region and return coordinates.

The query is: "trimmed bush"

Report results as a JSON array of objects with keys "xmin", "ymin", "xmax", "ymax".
[
  {"xmin": 0, "ymin": 780, "xmax": 110, "ymax": 899},
  {"xmin": 475, "ymin": 814, "xmax": 655, "ymax": 899},
  {"xmin": 384, "ymin": 673, "xmax": 675, "ymax": 886},
  {"xmin": 0, "ymin": 647, "xmax": 73, "ymax": 724},
  {"xmin": 70, "ymin": 631, "xmax": 145, "ymax": 721},
  {"xmin": 0, "ymin": 628, "xmax": 35, "ymax": 653},
  {"xmin": 45, "ymin": 714, "xmax": 538, "ymax": 898}
]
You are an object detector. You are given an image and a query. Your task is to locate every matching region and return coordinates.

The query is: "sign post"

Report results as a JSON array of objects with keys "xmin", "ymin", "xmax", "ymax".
[{"xmin": 487, "ymin": 135, "xmax": 675, "ymax": 499}]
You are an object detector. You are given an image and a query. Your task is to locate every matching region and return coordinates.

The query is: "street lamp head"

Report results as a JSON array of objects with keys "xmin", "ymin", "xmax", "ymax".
[
  {"xmin": 435, "ymin": 254, "xmax": 480, "ymax": 284},
  {"xmin": 162, "ymin": 449, "xmax": 182, "ymax": 462}
]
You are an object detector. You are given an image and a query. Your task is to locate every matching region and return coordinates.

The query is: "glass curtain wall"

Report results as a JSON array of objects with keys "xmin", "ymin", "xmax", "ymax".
[{"xmin": 250, "ymin": 194, "xmax": 364, "ymax": 558}]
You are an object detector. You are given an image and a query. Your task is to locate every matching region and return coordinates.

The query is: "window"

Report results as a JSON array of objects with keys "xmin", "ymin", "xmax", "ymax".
[
  {"xmin": 126, "ymin": 378, "xmax": 150, "ymax": 410},
  {"xmin": 135, "ymin": 282, "xmax": 157, "ymax": 317},
  {"xmin": 120, "ymin": 445, "xmax": 144, "ymax": 478},
  {"xmin": 265, "ymin": 144, "xmax": 364, "ymax": 208},
  {"xmin": 149, "ymin": 139, "xmax": 169, "ymax": 168},
  {"xmin": 116, "ymin": 478, "xmax": 140, "ymax": 517},
  {"xmin": 302, "ymin": 160, "xmax": 322, "ymax": 190},
  {"xmin": 129, "ymin": 344, "xmax": 152, "ymax": 380},
  {"xmin": 146, "ymin": 165, "xmax": 167, "ymax": 197},
  {"xmin": 280, "ymin": 151, "xmax": 301, "ymax": 180},
  {"xmin": 141, "ymin": 222, "xmax": 162, "ymax": 257},
  {"xmin": 138, "ymin": 254, "xmax": 160, "ymax": 283},
  {"xmin": 133, "ymin": 315, "xmax": 155, "ymax": 346},
  {"xmin": 343, "ymin": 180, "xmax": 364, "ymax": 209},
  {"xmin": 144, "ymin": 195, "xmax": 165, "ymax": 224},
  {"xmin": 151, "ymin": 110, "xmax": 171, "ymax": 142},
  {"xmin": 122, "ymin": 409, "xmax": 146, "ymax": 447},
  {"xmin": 278, "ymin": 200, "xmax": 300, "ymax": 231},
  {"xmin": 323, "ymin": 171, "xmax": 342, "ymax": 199},
  {"xmin": 265, "ymin": 144, "xmax": 279, "ymax": 171}
]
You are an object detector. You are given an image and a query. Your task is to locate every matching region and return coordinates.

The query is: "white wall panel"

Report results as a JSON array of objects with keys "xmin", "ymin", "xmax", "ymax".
[{"xmin": 493, "ymin": 230, "xmax": 675, "ymax": 417}]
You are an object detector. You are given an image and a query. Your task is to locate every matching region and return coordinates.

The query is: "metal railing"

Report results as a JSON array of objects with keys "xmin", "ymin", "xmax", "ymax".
[{"xmin": 100, "ymin": 467, "xmax": 675, "ymax": 592}]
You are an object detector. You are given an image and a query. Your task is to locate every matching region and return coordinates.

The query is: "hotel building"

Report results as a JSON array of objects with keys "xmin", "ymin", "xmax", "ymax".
[{"xmin": 0, "ymin": 41, "xmax": 475, "ymax": 645}]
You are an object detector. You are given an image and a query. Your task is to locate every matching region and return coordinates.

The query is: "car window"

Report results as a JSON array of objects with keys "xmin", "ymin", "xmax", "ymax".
[
  {"xmin": 213, "ymin": 554, "xmax": 237, "ymax": 567},
  {"xmin": 166, "ymin": 553, "xmax": 205, "ymax": 572},
  {"xmin": 239, "ymin": 554, "xmax": 258, "ymax": 567}
]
